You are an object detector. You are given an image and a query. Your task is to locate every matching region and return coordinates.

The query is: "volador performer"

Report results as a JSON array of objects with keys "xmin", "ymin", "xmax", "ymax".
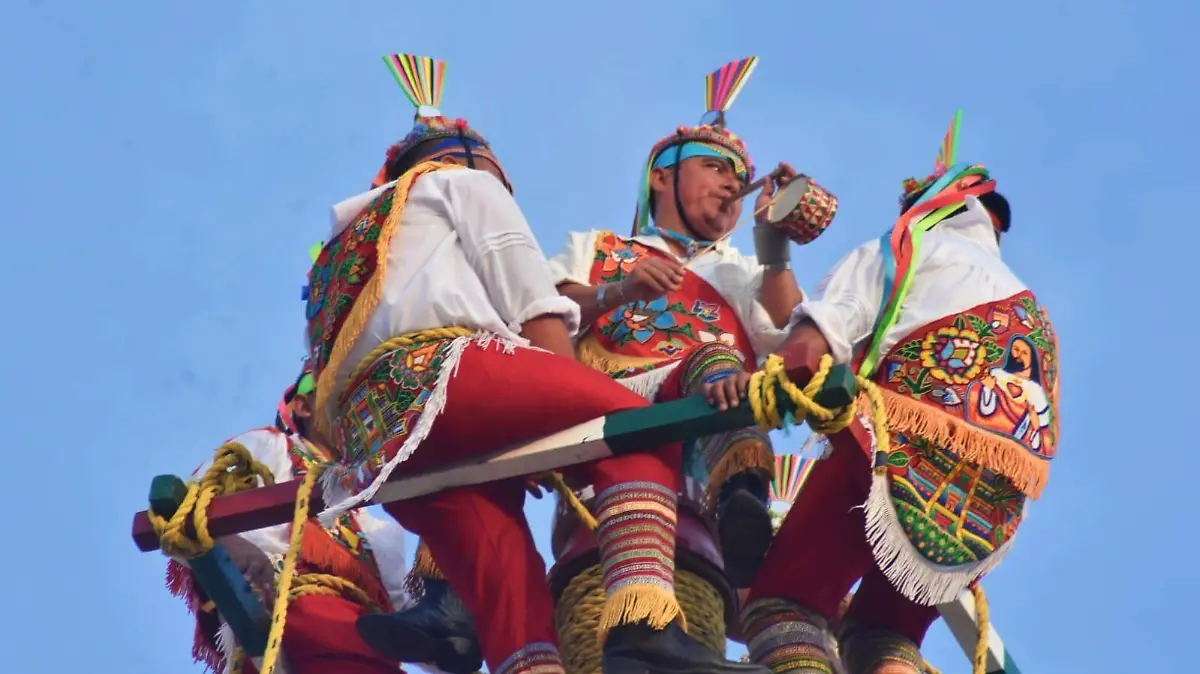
[
  {"xmin": 165, "ymin": 363, "xmax": 411, "ymax": 674},
  {"xmin": 740, "ymin": 113, "xmax": 1060, "ymax": 674},
  {"xmin": 546, "ymin": 56, "xmax": 840, "ymax": 590},
  {"xmin": 306, "ymin": 53, "xmax": 768, "ymax": 674}
]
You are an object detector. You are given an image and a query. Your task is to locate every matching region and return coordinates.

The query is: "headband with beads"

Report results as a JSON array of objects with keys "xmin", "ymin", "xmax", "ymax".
[{"xmin": 633, "ymin": 57, "xmax": 759, "ymax": 236}]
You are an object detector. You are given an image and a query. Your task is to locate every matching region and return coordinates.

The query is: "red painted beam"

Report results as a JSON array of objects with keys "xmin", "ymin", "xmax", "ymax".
[{"xmin": 132, "ymin": 479, "xmax": 313, "ymax": 552}]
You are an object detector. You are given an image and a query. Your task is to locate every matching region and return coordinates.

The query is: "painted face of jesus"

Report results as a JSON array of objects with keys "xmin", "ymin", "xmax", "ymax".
[{"xmin": 1010, "ymin": 339, "xmax": 1033, "ymax": 373}]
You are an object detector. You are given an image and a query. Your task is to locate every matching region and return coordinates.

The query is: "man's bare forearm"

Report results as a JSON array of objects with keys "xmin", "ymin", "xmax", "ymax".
[
  {"xmin": 519, "ymin": 314, "xmax": 577, "ymax": 359},
  {"xmin": 759, "ymin": 268, "xmax": 805, "ymax": 328},
  {"xmin": 776, "ymin": 317, "xmax": 832, "ymax": 360},
  {"xmin": 558, "ymin": 281, "xmax": 624, "ymax": 330}
]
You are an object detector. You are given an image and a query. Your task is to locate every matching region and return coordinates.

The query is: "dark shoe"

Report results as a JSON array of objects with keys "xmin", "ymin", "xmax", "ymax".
[
  {"xmin": 717, "ymin": 472, "xmax": 774, "ymax": 589},
  {"xmin": 355, "ymin": 579, "xmax": 483, "ymax": 674},
  {"xmin": 602, "ymin": 619, "xmax": 771, "ymax": 674}
]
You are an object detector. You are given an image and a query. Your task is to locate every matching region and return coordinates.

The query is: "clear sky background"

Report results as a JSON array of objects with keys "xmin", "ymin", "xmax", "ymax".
[{"xmin": 1, "ymin": 1, "xmax": 1195, "ymax": 672}]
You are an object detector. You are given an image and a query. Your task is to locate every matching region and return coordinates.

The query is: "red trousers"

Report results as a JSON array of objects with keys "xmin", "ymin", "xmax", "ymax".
[
  {"xmin": 244, "ymin": 595, "xmax": 402, "ymax": 674},
  {"xmin": 748, "ymin": 442, "xmax": 940, "ymax": 644},
  {"xmin": 382, "ymin": 344, "xmax": 683, "ymax": 671}
]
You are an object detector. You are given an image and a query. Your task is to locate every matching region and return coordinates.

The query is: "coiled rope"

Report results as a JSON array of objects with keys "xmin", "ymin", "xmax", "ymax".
[{"xmin": 148, "ymin": 444, "xmax": 378, "ymax": 674}]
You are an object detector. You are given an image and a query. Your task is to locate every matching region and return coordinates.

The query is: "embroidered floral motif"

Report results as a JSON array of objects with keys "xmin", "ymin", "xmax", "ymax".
[
  {"xmin": 919, "ymin": 326, "xmax": 984, "ymax": 385},
  {"xmin": 338, "ymin": 337, "xmax": 454, "ymax": 493},
  {"xmin": 692, "ymin": 300, "xmax": 721, "ymax": 322},
  {"xmin": 588, "ymin": 233, "xmax": 750, "ymax": 360},
  {"xmin": 596, "ymin": 236, "xmax": 644, "ymax": 277},
  {"xmin": 879, "ymin": 290, "xmax": 1059, "ymax": 463},
  {"xmin": 306, "ymin": 190, "xmax": 394, "ymax": 376}
]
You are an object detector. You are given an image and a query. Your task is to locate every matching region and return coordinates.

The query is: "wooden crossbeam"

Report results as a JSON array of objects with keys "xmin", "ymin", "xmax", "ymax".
[
  {"xmin": 131, "ymin": 343, "xmax": 854, "ymax": 552},
  {"xmin": 131, "ymin": 342, "xmax": 849, "ymax": 662}
]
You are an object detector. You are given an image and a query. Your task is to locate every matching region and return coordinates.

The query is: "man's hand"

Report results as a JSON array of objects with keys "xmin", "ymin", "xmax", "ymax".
[
  {"xmin": 621, "ymin": 257, "xmax": 685, "ymax": 303},
  {"xmin": 701, "ymin": 372, "xmax": 753, "ymax": 411},
  {"xmin": 525, "ymin": 473, "xmax": 556, "ymax": 499},
  {"xmin": 755, "ymin": 163, "xmax": 799, "ymax": 227},
  {"xmin": 218, "ymin": 535, "xmax": 277, "ymax": 607}
]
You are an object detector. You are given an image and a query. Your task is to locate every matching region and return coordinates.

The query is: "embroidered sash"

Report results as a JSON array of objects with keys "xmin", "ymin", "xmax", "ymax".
[
  {"xmin": 860, "ymin": 290, "xmax": 1059, "ymax": 603},
  {"xmin": 872, "ymin": 290, "xmax": 1059, "ymax": 498},
  {"xmin": 581, "ymin": 231, "xmax": 757, "ymax": 380}
]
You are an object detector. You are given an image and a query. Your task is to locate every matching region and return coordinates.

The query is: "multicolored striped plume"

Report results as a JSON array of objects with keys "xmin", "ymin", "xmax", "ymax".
[
  {"xmin": 768, "ymin": 453, "xmax": 814, "ymax": 532},
  {"xmin": 934, "ymin": 109, "xmax": 963, "ymax": 174},
  {"xmin": 383, "ymin": 53, "xmax": 447, "ymax": 119},
  {"xmin": 701, "ymin": 56, "xmax": 759, "ymax": 127},
  {"xmin": 770, "ymin": 453, "xmax": 814, "ymax": 506},
  {"xmin": 902, "ymin": 108, "xmax": 965, "ymax": 201}
]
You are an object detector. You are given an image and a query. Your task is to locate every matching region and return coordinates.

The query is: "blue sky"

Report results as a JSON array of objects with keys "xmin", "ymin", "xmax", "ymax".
[{"xmin": 1, "ymin": 0, "xmax": 1195, "ymax": 672}]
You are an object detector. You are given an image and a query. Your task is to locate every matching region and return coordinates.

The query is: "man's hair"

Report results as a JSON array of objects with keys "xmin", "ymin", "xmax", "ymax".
[{"xmin": 384, "ymin": 137, "xmax": 440, "ymax": 183}]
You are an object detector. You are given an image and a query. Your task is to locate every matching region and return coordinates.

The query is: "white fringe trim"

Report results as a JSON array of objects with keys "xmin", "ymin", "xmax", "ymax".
[
  {"xmin": 856, "ymin": 408, "xmax": 1017, "ymax": 606},
  {"xmin": 862, "ymin": 471, "xmax": 1018, "ymax": 607},
  {"xmin": 614, "ymin": 360, "xmax": 681, "ymax": 400},
  {"xmin": 215, "ymin": 623, "xmax": 236, "ymax": 674},
  {"xmin": 319, "ymin": 333, "xmax": 488, "ymax": 518}
]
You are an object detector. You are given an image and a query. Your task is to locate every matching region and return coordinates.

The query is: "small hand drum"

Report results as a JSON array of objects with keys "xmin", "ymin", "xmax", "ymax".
[{"xmin": 765, "ymin": 176, "xmax": 839, "ymax": 245}]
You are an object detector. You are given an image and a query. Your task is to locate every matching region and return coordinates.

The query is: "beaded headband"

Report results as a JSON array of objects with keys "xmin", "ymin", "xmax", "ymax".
[
  {"xmin": 370, "ymin": 54, "xmax": 496, "ymax": 189},
  {"xmin": 634, "ymin": 57, "xmax": 760, "ymax": 235}
]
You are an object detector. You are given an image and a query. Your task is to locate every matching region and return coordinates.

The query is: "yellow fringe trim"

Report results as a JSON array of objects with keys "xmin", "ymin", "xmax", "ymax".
[
  {"xmin": 402, "ymin": 539, "xmax": 445, "ymax": 598},
  {"xmin": 704, "ymin": 436, "xmax": 775, "ymax": 507},
  {"xmin": 556, "ymin": 565, "xmax": 723, "ymax": 674},
  {"xmin": 411, "ymin": 540, "xmax": 445, "ymax": 580},
  {"xmin": 868, "ymin": 390, "xmax": 1050, "ymax": 499},
  {"xmin": 596, "ymin": 584, "xmax": 685, "ymax": 647},
  {"xmin": 314, "ymin": 160, "xmax": 466, "ymax": 438},
  {"xmin": 575, "ymin": 333, "xmax": 663, "ymax": 376}
]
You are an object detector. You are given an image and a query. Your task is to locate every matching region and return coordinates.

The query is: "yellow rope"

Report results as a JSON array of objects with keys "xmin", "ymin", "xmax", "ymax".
[
  {"xmin": 743, "ymin": 353, "xmax": 995, "ymax": 673},
  {"xmin": 148, "ymin": 443, "xmax": 277, "ymax": 559},
  {"xmin": 555, "ymin": 565, "xmax": 725, "ymax": 674},
  {"xmin": 150, "ymin": 446, "xmax": 379, "ymax": 674},
  {"xmin": 918, "ymin": 584, "xmax": 989, "ymax": 674},
  {"xmin": 970, "ymin": 583, "xmax": 990, "ymax": 674},
  {"xmin": 346, "ymin": 326, "xmax": 476, "ymax": 383}
]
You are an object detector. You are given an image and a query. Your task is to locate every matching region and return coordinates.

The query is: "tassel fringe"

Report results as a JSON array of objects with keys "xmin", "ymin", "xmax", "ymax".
[
  {"xmin": 705, "ymin": 435, "xmax": 775, "ymax": 506},
  {"xmin": 861, "ymin": 470, "xmax": 1016, "ymax": 606},
  {"xmin": 403, "ymin": 540, "xmax": 445, "ymax": 598},
  {"xmin": 299, "ymin": 525, "xmax": 392, "ymax": 611},
  {"xmin": 597, "ymin": 585, "xmax": 684, "ymax": 646},
  {"xmin": 870, "ymin": 390, "xmax": 1049, "ymax": 499}
]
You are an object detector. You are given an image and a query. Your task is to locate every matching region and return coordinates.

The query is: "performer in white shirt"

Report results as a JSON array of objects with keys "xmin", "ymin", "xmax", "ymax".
[
  {"xmin": 165, "ymin": 361, "xmax": 411, "ymax": 674},
  {"xmin": 547, "ymin": 57, "xmax": 839, "ymax": 588},
  {"xmin": 739, "ymin": 114, "xmax": 1061, "ymax": 674},
  {"xmin": 308, "ymin": 53, "xmax": 768, "ymax": 674}
]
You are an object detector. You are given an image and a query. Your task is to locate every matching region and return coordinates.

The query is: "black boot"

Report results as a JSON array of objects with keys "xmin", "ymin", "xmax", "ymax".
[
  {"xmin": 355, "ymin": 578, "xmax": 483, "ymax": 674},
  {"xmin": 716, "ymin": 472, "xmax": 774, "ymax": 589},
  {"xmin": 602, "ymin": 619, "xmax": 771, "ymax": 674}
]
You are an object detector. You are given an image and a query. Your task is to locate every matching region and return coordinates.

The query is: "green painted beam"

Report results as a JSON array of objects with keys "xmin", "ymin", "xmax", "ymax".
[
  {"xmin": 937, "ymin": 588, "xmax": 1023, "ymax": 674},
  {"xmin": 149, "ymin": 475, "xmax": 272, "ymax": 657}
]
